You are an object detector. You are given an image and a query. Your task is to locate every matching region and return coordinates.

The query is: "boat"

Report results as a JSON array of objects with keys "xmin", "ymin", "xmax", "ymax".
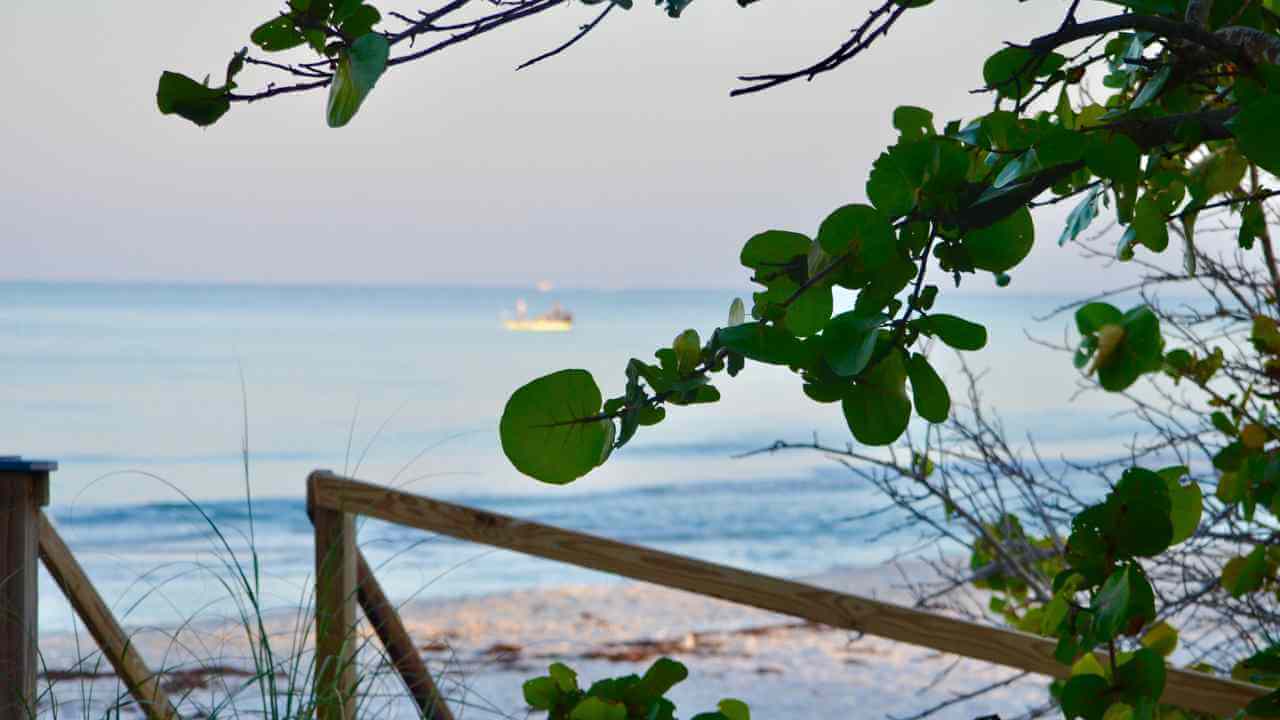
[{"xmin": 503, "ymin": 298, "xmax": 574, "ymax": 332}]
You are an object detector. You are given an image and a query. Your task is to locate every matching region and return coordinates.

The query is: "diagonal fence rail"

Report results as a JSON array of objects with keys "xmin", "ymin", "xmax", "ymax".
[{"xmin": 307, "ymin": 469, "xmax": 1271, "ymax": 720}]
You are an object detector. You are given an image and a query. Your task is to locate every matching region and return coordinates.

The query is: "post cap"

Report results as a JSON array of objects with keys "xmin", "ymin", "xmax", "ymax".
[{"xmin": 0, "ymin": 456, "xmax": 58, "ymax": 472}]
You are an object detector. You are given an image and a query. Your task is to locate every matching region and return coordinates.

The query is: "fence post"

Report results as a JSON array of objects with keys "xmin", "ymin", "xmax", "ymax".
[
  {"xmin": 0, "ymin": 456, "xmax": 54, "ymax": 720},
  {"xmin": 309, "ymin": 471, "xmax": 357, "ymax": 720}
]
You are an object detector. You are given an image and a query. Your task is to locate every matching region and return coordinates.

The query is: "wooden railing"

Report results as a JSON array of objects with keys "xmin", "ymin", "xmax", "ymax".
[
  {"xmin": 307, "ymin": 469, "xmax": 1272, "ymax": 720},
  {"xmin": 1, "ymin": 458, "xmax": 178, "ymax": 720}
]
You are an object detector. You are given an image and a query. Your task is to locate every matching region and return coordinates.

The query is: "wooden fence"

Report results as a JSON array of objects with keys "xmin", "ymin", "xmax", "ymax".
[
  {"xmin": 306, "ymin": 469, "xmax": 1272, "ymax": 720},
  {"xmin": 2, "ymin": 459, "xmax": 1270, "ymax": 720}
]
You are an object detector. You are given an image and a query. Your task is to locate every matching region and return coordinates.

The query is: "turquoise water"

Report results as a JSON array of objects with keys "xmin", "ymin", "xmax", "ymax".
[{"xmin": 2, "ymin": 282, "xmax": 1144, "ymax": 630}]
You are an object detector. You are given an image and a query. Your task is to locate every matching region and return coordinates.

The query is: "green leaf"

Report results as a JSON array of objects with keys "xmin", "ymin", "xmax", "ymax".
[
  {"xmin": 866, "ymin": 150, "xmax": 918, "ymax": 218},
  {"xmin": 156, "ymin": 72, "xmax": 231, "ymax": 127},
  {"xmin": 1109, "ymin": 467, "xmax": 1174, "ymax": 558},
  {"xmin": 1140, "ymin": 621, "xmax": 1178, "ymax": 657},
  {"xmin": 550, "ymin": 662, "xmax": 579, "ymax": 692},
  {"xmin": 817, "ymin": 204, "xmax": 895, "ymax": 269},
  {"xmin": 500, "ymin": 369, "xmax": 611, "ymax": 485},
  {"xmin": 912, "ymin": 314, "xmax": 988, "ymax": 351},
  {"xmin": 983, "ymin": 47, "xmax": 1066, "ymax": 99},
  {"xmin": 822, "ymin": 312, "xmax": 886, "ymax": 377},
  {"xmin": 523, "ymin": 677, "xmax": 560, "ymax": 710},
  {"xmin": 740, "ymin": 230, "xmax": 810, "ymax": 270},
  {"xmin": 727, "ymin": 298, "xmax": 746, "ymax": 326},
  {"xmin": 842, "ymin": 348, "xmax": 911, "ymax": 445},
  {"xmin": 1114, "ymin": 648, "xmax": 1167, "ymax": 704},
  {"xmin": 1061, "ymin": 674, "xmax": 1110, "ymax": 720},
  {"xmin": 1094, "ymin": 564, "xmax": 1154, "ymax": 640},
  {"xmin": 1085, "ymin": 134, "xmax": 1141, "ymax": 184},
  {"xmin": 784, "ymin": 284, "xmax": 834, "ymax": 337},
  {"xmin": 1060, "ymin": 185, "xmax": 1102, "ymax": 246},
  {"xmin": 1130, "ymin": 196, "xmax": 1169, "ymax": 253},
  {"xmin": 636, "ymin": 658, "xmax": 688, "ymax": 698},
  {"xmin": 907, "ymin": 352, "xmax": 950, "ymax": 423},
  {"xmin": 1076, "ymin": 303, "xmax": 1123, "ymax": 334},
  {"xmin": 893, "ymin": 106, "xmax": 934, "ymax": 141},
  {"xmin": 963, "ymin": 206, "xmax": 1035, "ymax": 272},
  {"xmin": 327, "ymin": 33, "xmax": 390, "ymax": 128},
  {"xmin": 672, "ymin": 329, "xmax": 701, "ymax": 374},
  {"xmin": 1037, "ymin": 126, "xmax": 1087, "ymax": 168},
  {"xmin": 1229, "ymin": 96, "xmax": 1280, "ymax": 176},
  {"xmin": 716, "ymin": 322, "xmax": 805, "ymax": 366},
  {"xmin": 570, "ymin": 697, "xmax": 626, "ymax": 720},
  {"xmin": 1163, "ymin": 474, "xmax": 1201, "ymax": 545},
  {"xmin": 251, "ymin": 15, "xmax": 306, "ymax": 52},
  {"xmin": 1097, "ymin": 306, "xmax": 1163, "ymax": 392},
  {"xmin": 717, "ymin": 699, "xmax": 750, "ymax": 720},
  {"xmin": 1222, "ymin": 546, "xmax": 1269, "ymax": 597},
  {"xmin": 1130, "ymin": 65, "xmax": 1172, "ymax": 109}
]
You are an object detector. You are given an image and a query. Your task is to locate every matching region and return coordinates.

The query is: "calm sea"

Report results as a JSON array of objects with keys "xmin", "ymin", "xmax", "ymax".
[{"xmin": 1, "ymin": 282, "xmax": 1144, "ymax": 631}]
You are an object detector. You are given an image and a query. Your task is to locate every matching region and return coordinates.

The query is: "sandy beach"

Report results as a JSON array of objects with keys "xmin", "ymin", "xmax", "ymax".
[{"xmin": 35, "ymin": 563, "xmax": 1047, "ymax": 719}]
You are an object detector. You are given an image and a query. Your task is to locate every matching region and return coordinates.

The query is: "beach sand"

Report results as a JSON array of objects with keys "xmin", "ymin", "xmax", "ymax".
[{"xmin": 35, "ymin": 564, "xmax": 1047, "ymax": 719}]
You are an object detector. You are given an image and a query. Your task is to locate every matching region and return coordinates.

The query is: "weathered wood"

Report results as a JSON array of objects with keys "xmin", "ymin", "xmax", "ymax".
[
  {"xmin": 0, "ymin": 467, "xmax": 47, "ymax": 720},
  {"xmin": 309, "ymin": 470, "xmax": 1270, "ymax": 718},
  {"xmin": 355, "ymin": 550, "xmax": 455, "ymax": 720},
  {"xmin": 37, "ymin": 514, "xmax": 180, "ymax": 720},
  {"xmin": 309, "ymin": 472, "xmax": 358, "ymax": 720}
]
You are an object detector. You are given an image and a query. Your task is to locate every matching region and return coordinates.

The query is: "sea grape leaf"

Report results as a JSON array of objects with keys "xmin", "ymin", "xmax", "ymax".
[
  {"xmin": 1061, "ymin": 674, "xmax": 1110, "ymax": 720},
  {"xmin": 784, "ymin": 284, "xmax": 834, "ymax": 337},
  {"xmin": 1229, "ymin": 96, "xmax": 1280, "ymax": 176},
  {"xmin": 156, "ymin": 72, "xmax": 231, "ymax": 127},
  {"xmin": 912, "ymin": 314, "xmax": 988, "ymax": 351},
  {"xmin": 1222, "ymin": 546, "xmax": 1269, "ymax": 597},
  {"xmin": 907, "ymin": 352, "xmax": 950, "ymax": 423},
  {"xmin": 500, "ymin": 369, "xmax": 611, "ymax": 485},
  {"xmin": 842, "ymin": 347, "xmax": 911, "ymax": 445},
  {"xmin": 327, "ymin": 33, "xmax": 390, "ymax": 128},
  {"xmin": 1060, "ymin": 185, "xmax": 1102, "ymax": 246},
  {"xmin": 817, "ymin": 204, "xmax": 896, "ymax": 269},
  {"xmin": 716, "ymin": 322, "xmax": 806, "ymax": 366},
  {"xmin": 963, "ymin": 206, "xmax": 1035, "ymax": 272},
  {"xmin": 822, "ymin": 312, "xmax": 886, "ymax": 376},
  {"xmin": 740, "ymin": 230, "xmax": 810, "ymax": 270}
]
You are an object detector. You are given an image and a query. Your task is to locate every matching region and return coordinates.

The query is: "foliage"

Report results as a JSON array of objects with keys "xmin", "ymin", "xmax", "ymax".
[
  {"xmin": 162, "ymin": 0, "xmax": 1280, "ymax": 717},
  {"xmin": 521, "ymin": 658, "xmax": 749, "ymax": 720}
]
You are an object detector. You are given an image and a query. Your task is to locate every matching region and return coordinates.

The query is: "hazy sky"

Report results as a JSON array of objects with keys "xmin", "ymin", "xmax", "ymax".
[{"xmin": 3, "ymin": 0, "xmax": 1139, "ymax": 291}]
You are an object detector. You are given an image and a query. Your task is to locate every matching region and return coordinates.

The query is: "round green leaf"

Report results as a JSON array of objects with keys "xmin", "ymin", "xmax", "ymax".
[
  {"xmin": 717, "ymin": 699, "xmax": 750, "ymax": 720},
  {"xmin": 784, "ymin": 284, "xmax": 833, "ymax": 337},
  {"xmin": 906, "ymin": 352, "xmax": 950, "ymax": 423},
  {"xmin": 912, "ymin": 314, "xmax": 988, "ymax": 351},
  {"xmin": 1230, "ymin": 96, "xmax": 1280, "ymax": 176},
  {"xmin": 1076, "ymin": 302, "xmax": 1122, "ymax": 335},
  {"xmin": 1061, "ymin": 674, "xmax": 1110, "ymax": 720},
  {"xmin": 251, "ymin": 15, "xmax": 306, "ymax": 52},
  {"xmin": 1085, "ymin": 133, "xmax": 1141, "ymax": 185},
  {"xmin": 740, "ymin": 230, "xmax": 810, "ymax": 270},
  {"xmin": 866, "ymin": 150, "xmax": 918, "ymax": 218},
  {"xmin": 523, "ymin": 677, "xmax": 559, "ymax": 710},
  {"xmin": 842, "ymin": 349, "xmax": 911, "ymax": 446},
  {"xmin": 1163, "ymin": 475, "xmax": 1202, "ymax": 545},
  {"xmin": 822, "ymin": 312, "xmax": 886, "ymax": 377},
  {"xmin": 983, "ymin": 47, "xmax": 1065, "ymax": 99},
  {"xmin": 1222, "ymin": 546, "xmax": 1268, "ymax": 597},
  {"xmin": 963, "ymin": 206, "xmax": 1035, "ymax": 273},
  {"xmin": 817, "ymin": 204, "xmax": 895, "ymax": 269},
  {"xmin": 1097, "ymin": 306, "xmax": 1162, "ymax": 392},
  {"xmin": 500, "ymin": 369, "xmax": 610, "ymax": 485}
]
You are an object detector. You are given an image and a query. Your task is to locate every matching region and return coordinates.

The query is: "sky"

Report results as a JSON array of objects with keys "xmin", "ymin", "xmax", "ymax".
[{"xmin": 1, "ymin": 0, "xmax": 1148, "ymax": 291}]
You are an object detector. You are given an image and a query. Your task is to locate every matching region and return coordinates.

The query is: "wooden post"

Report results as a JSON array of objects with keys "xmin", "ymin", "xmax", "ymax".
[
  {"xmin": 37, "ymin": 513, "xmax": 180, "ymax": 720},
  {"xmin": 355, "ymin": 550, "xmax": 455, "ymax": 720},
  {"xmin": 309, "ymin": 471, "xmax": 357, "ymax": 720},
  {"xmin": 0, "ymin": 457, "xmax": 53, "ymax": 720}
]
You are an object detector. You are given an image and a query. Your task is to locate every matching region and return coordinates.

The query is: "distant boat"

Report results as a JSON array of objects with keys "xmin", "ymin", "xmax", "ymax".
[{"xmin": 503, "ymin": 298, "xmax": 573, "ymax": 332}]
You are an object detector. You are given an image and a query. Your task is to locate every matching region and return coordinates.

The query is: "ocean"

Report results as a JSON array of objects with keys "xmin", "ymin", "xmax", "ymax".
[{"xmin": 1, "ymin": 281, "xmax": 1146, "ymax": 632}]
